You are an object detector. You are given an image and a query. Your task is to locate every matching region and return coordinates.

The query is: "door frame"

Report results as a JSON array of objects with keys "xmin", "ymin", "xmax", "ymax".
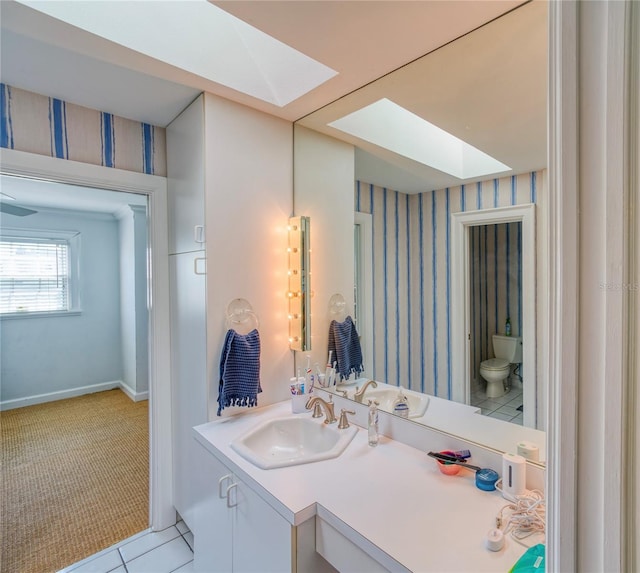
[
  {"xmin": 0, "ymin": 148, "xmax": 174, "ymax": 531},
  {"xmin": 354, "ymin": 211, "xmax": 373, "ymax": 377},
  {"xmin": 451, "ymin": 203, "xmax": 536, "ymax": 427}
]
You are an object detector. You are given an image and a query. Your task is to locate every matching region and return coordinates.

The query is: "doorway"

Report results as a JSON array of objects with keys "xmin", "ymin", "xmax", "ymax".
[
  {"xmin": 0, "ymin": 148, "xmax": 173, "ymax": 558},
  {"xmin": 354, "ymin": 211, "xmax": 373, "ymax": 375},
  {"xmin": 451, "ymin": 203, "xmax": 536, "ymax": 428},
  {"xmin": 0, "ymin": 178, "xmax": 150, "ymax": 571}
]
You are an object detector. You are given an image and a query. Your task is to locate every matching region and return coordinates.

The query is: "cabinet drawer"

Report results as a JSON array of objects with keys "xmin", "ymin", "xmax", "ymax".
[{"xmin": 316, "ymin": 517, "xmax": 390, "ymax": 573}]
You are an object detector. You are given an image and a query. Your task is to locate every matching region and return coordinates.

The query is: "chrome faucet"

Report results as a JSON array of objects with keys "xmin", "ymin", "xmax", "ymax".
[
  {"xmin": 353, "ymin": 380, "xmax": 378, "ymax": 403},
  {"xmin": 305, "ymin": 395, "xmax": 337, "ymax": 424}
]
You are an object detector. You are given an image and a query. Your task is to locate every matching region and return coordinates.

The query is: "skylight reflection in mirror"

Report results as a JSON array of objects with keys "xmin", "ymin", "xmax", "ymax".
[{"xmin": 328, "ymin": 98, "xmax": 511, "ymax": 180}]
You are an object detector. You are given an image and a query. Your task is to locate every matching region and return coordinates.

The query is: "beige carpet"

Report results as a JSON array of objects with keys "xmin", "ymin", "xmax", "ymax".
[{"xmin": 1, "ymin": 389, "xmax": 149, "ymax": 573}]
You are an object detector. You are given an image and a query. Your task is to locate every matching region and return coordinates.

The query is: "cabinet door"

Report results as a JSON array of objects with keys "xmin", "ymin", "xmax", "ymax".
[
  {"xmin": 193, "ymin": 442, "xmax": 233, "ymax": 573},
  {"xmin": 233, "ymin": 479, "xmax": 293, "ymax": 573},
  {"xmin": 170, "ymin": 252, "xmax": 207, "ymax": 529},
  {"xmin": 167, "ymin": 94, "xmax": 206, "ymax": 255}
]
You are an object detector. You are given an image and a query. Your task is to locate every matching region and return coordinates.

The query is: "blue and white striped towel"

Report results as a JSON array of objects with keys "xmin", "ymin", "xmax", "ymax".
[
  {"xmin": 217, "ymin": 328, "xmax": 262, "ymax": 416},
  {"xmin": 327, "ymin": 316, "xmax": 364, "ymax": 380}
]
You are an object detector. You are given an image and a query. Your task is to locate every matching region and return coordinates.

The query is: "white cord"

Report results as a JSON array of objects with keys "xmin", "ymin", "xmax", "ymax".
[{"xmin": 494, "ymin": 483, "xmax": 546, "ymax": 548}]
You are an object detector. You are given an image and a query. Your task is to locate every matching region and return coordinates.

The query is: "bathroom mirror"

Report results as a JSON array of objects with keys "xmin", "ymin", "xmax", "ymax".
[{"xmin": 293, "ymin": 1, "xmax": 547, "ymax": 462}]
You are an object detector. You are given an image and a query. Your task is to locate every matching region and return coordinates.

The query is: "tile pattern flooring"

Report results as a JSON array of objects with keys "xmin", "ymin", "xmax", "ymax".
[
  {"xmin": 469, "ymin": 379, "xmax": 524, "ymax": 425},
  {"xmin": 58, "ymin": 522, "xmax": 194, "ymax": 573}
]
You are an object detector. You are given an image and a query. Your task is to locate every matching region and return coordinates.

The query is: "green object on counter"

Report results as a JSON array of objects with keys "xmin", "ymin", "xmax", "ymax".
[{"xmin": 509, "ymin": 544, "xmax": 545, "ymax": 572}]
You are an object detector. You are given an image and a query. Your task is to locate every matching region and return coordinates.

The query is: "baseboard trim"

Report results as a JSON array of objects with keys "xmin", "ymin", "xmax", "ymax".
[
  {"xmin": 0, "ymin": 381, "xmax": 124, "ymax": 411},
  {"xmin": 119, "ymin": 381, "xmax": 149, "ymax": 402}
]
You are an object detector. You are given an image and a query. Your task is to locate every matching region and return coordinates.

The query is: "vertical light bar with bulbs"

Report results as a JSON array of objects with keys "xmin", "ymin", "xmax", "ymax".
[{"xmin": 288, "ymin": 216, "xmax": 311, "ymax": 351}]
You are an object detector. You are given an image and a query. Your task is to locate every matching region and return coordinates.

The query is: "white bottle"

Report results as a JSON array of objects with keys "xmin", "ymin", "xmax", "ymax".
[{"xmin": 368, "ymin": 399, "xmax": 379, "ymax": 447}]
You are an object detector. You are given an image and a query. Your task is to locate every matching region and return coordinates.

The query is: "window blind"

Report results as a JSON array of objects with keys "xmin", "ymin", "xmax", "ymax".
[{"xmin": 0, "ymin": 238, "xmax": 70, "ymax": 314}]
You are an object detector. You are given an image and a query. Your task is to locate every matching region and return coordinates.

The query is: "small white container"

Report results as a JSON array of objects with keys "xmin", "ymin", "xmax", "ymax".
[
  {"xmin": 291, "ymin": 393, "xmax": 309, "ymax": 414},
  {"xmin": 502, "ymin": 453, "xmax": 527, "ymax": 499},
  {"xmin": 517, "ymin": 441, "xmax": 540, "ymax": 462}
]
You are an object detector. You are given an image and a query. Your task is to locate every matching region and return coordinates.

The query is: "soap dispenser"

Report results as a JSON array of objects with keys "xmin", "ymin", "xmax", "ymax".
[
  {"xmin": 367, "ymin": 399, "xmax": 379, "ymax": 447},
  {"xmin": 392, "ymin": 388, "xmax": 409, "ymax": 419}
]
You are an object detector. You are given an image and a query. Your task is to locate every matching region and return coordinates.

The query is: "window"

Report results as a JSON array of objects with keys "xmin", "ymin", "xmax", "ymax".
[{"xmin": 0, "ymin": 229, "xmax": 80, "ymax": 316}]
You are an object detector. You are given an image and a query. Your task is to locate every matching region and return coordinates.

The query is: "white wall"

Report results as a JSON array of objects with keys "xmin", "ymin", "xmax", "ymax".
[
  {"xmin": 575, "ymin": 2, "xmax": 632, "ymax": 569},
  {"xmin": 292, "ymin": 125, "xmax": 355, "ymax": 372},
  {"xmin": 205, "ymin": 93, "xmax": 295, "ymax": 418},
  {"xmin": 547, "ymin": 1, "xmax": 637, "ymax": 570},
  {"xmin": 132, "ymin": 205, "xmax": 148, "ymax": 394},
  {"xmin": 0, "ymin": 208, "xmax": 123, "ymax": 407},
  {"xmin": 118, "ymin": 204, "xmax": 148, "ymax": 398},
  {"xmin": 168, "ymin": 92, "xmax": 296, "ymax": 528}
]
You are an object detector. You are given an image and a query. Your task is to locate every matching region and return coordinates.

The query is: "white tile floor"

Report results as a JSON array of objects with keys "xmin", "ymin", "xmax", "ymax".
[
  {"xmin": 57, "ymin": 522, "xmax": 194, "ymax": 573},
  {"xmin": 470, "ymin": 379, "xmax": 524, "ymax": 425}
]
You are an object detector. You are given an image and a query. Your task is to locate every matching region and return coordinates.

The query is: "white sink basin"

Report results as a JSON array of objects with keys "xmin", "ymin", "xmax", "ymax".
[
  {"xmin": 230, "ymin": 415, "xmax": 358, "ymax": 469},
  {"xmin": 354, "ymin": 387, "xmax": 430, "ymax": 419}
]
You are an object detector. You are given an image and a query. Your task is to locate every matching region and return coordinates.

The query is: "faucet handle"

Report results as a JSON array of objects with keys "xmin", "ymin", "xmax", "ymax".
[
  {"xmin": 311, "ymin": 401, "xmax": 324, "ymax": 418},
  {"xmin": 338, "ymin": 409, "xmax": 356, "ymax": 429},
  {"xmin": 336, "ymin": 389, "xmax": 348, "ymax": 398}
]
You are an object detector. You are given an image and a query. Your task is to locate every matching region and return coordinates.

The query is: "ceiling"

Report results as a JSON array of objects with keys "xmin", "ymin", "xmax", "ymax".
[
  {"xmin": 0, "ymin": 0, "xmax": 543, "ymax": 204},
  {"xmin": 298, "ymin": 0, "xmax": 548, "ymax": 193},
  {"xmin": 0, "ymin": 174, "xmax": 147, "ymax": 216},
  {"xmin": 0, "ymin": 0, "xmax": 526, "ymax": 126}
]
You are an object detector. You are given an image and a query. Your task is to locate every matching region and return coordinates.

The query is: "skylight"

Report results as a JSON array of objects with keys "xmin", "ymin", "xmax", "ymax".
[
  {"xmin": 17, "ymin": 1, "xmax": 338, "ymax": 107},
  {"xmin": 328, "ymin": 98, "xmax": 510, "ymax": 180}
]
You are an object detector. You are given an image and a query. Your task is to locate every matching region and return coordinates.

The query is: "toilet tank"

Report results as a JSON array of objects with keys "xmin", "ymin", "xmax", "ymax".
[{"xmin": 492, "ymin": 334, "xmax": 523, "ymax": 363}]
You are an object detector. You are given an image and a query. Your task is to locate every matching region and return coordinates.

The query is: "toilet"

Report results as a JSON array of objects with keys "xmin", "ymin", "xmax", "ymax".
[{"xmin": 479, "ymin": 334, "xmax": 523, "ymax": 398}]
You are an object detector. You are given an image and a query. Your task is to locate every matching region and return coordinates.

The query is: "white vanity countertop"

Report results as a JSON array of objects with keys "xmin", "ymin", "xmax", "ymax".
[
  {"xmin": 327, "ymin": 381, "xmax": 547, "ymax": 462},
  {"xmin": 420, "ymin": 404, "xmax": 547, "ymax": 463},
  {"xmin": 193, "ymin": 401, "xmax": 542, "ymax": 573}
]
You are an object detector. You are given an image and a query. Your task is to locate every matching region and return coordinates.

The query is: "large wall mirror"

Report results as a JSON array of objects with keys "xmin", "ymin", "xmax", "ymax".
[{"xmin": 293, "ymin": 1, "xmax": 548, "ymax": 463}]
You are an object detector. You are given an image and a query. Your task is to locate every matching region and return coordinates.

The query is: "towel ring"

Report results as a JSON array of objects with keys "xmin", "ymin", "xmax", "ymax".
[
  {"xmin": 225, "ymin": 298, "xmax": 259, "ymax": 334},
  {"xmin": 328, "ymin": 293, "xmax": 348, "ymax": 322}
]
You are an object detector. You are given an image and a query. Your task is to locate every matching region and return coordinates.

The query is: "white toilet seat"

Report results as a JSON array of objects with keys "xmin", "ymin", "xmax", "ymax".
[
  {"xmin": 479, "ymin": 358, "xmax": 511, "ymax": 398},
  {"xmin": 480, "ymin": 358, "xmax": 510, "ymax": 371}
]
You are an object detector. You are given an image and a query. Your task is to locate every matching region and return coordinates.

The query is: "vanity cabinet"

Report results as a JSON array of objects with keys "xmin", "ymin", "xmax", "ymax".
[
  {"xmin": 168, "ymin": 250, "xmax": 207, "ymax": 528},
  {"xmin": 193, "ymin": 441, "xmax": 232, "ymax": 573},
  {"xmin": 315, "ymin": 517, "xmax": 397, "ymax": 573},
  {"xmin": 193, "ymin": 441, "xmax": 330, "ymax": 573},
  {"xmin": 193, "ymin": 402, "xmax": 537, "ymax": 573},
  {"xmin": 167, "ymin": 93, "xmax": 206, "ymax": 256},
  {"xmin": 167, "ymin": 94, "xmax": 209, "ymax": 529}
]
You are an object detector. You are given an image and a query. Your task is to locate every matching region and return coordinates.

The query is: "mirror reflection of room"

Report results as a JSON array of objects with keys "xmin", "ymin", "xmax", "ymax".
[
  {"xmin": 353, "ymin": 174, "xmax": 538, "ymax": 427},
  {"xmin": 294, "ymin": 0, "xmax": 548, "ymax": 459},
  {"xmin": 469, "ymin": 222, "xmax": 524, "ymax": 424}
]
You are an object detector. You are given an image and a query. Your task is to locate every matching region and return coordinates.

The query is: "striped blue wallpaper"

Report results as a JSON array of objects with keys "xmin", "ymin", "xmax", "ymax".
[
  {"xmin": 355, "ymin": 170, "xmax": 542, "ymax": 400},
  {"xmin": 49, "ymin": 97, "xmax": 68, "ymax": 159},
  {"xmin": 0, "ymin": 84, "xmax": 166, "ymax": 176}
]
